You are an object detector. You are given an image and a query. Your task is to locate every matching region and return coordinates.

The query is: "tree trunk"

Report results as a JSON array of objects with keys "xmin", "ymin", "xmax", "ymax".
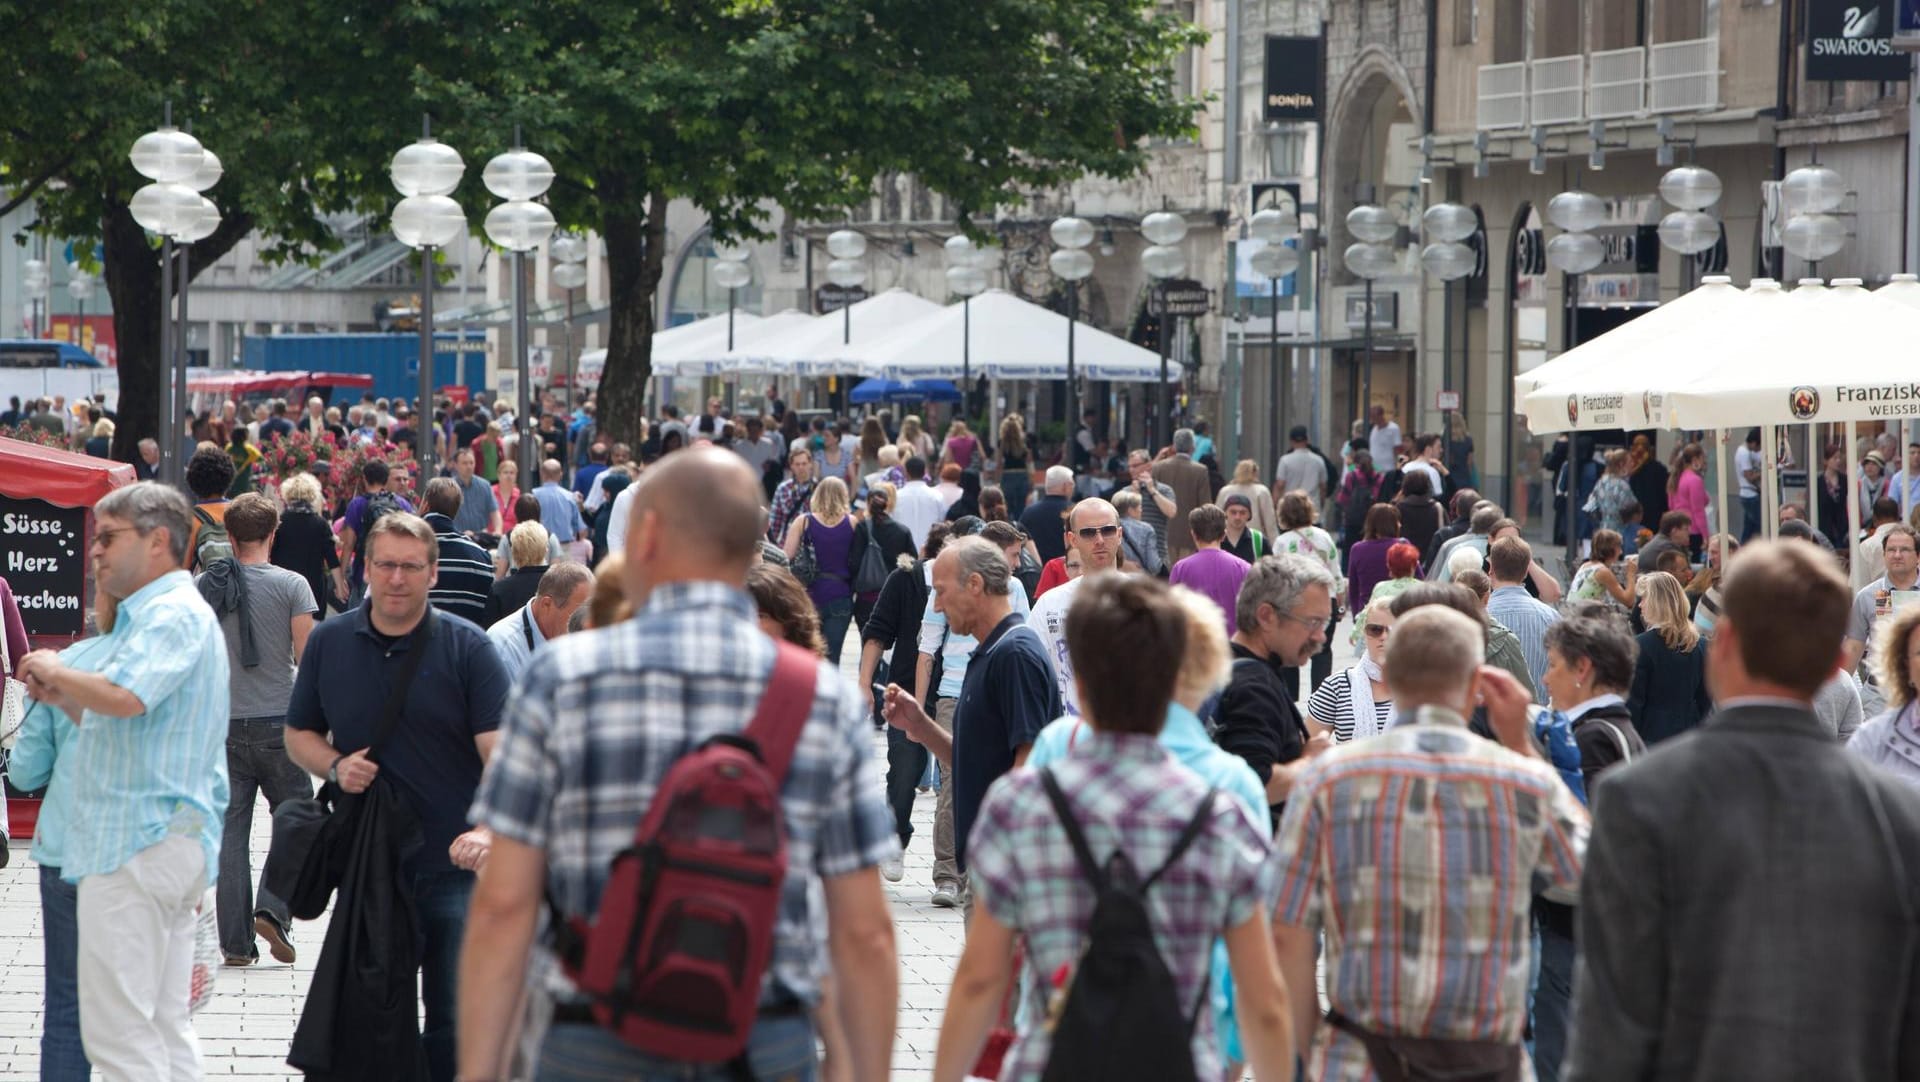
[
  {"xmin": 102, "ymin": 202, "xmax": 254, "ymax": 464},
  {"xmin": 595, "ymin": 184, "xmax": 668, "ymax": 447}
]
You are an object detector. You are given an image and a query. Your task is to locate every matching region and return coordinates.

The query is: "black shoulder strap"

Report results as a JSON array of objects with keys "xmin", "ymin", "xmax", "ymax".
[
  {"xmin": 1142, "ymin": 788, "xmax": 1218, "ymax": 893},
  {"xmin": 1040, "ymin": 767, "xmax": 1105, "ymax": 893},
  {"xmin": 522, "ymin": 607, "xmax": 536, "ymax": 651},
  {"xmin": 369, "ymin": 608, "xmax": 435, "ymax": 762}
]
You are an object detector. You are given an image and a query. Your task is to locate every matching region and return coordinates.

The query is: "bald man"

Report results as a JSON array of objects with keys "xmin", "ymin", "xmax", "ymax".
[
  {"xmin": 531, "ymin": 456, "xmax": 587, "ymax": 549},
  {"xmin": 460, "ymin": 449, "xmax": 900, "ymax": 1082},
  {"xmin": 1027, "ymin": 497, "xmax": 1124, "ymax": 716}
]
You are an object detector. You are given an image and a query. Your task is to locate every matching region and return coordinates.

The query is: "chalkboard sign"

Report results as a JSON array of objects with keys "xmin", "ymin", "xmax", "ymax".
[{"xmin": 1, "ymin": 495, "xmax": 88, "ymax": 636}]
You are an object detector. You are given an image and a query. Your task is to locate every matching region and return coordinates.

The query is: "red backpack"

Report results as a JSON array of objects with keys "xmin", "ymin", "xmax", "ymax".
[{"xmin": 553, "ymin": 641, "xmax": 818, "ymax": 1063}]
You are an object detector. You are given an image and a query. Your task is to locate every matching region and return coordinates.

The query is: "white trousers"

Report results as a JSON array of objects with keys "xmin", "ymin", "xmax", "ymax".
[{"xmin": 77, "ymin": 834, "xmax": 207, "ymax": 1082}]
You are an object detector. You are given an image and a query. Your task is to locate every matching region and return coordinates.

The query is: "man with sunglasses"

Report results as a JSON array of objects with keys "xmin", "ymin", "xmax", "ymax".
[{"xmin": 1028, "ymin": 498, "xmax": 1125, "ymax": 717}]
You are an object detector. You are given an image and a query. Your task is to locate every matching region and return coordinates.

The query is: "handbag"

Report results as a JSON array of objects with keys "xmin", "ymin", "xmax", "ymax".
[
  {"xmin": 853, "ymin": 517, "xmax": 891, "ymax": 594},
  {"xmin": 792, "ymin": 515, "xmax": 820, "ymax": 586},
  {"xmin": 1, "ymin": 624, "xmax": 25, "ymax": 750}
]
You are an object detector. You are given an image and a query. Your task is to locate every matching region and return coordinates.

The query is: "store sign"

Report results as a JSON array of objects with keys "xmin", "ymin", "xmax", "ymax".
[
  {"xmin": 1579, "ymin": 274, "xmax": 1662, "ymax": 307},
  {"xmin": 1435, "ymin": 389, "xmax": 1461, "ymax": 411},
  {"xmin": 1263, "ymin": 37, "xmax": 1323, "ymax": 122},
  {"xmin": 1344, "ymin": 291, "xmax": 1398, "ymax": 329},
  {"xmin": 1808, "ymin": 0, "xmax": 1910, "ymax": 80},
  {"xmin": 815, "ymin": 285, "xmax": 869, "ymax": 313},
  {"xmin": 1150, "ymin": 279, "xmax": 1212, "ymax": 317},
  {"xmin": 1, "ymin": 496, "xmax": 88, "ymax": 637}
]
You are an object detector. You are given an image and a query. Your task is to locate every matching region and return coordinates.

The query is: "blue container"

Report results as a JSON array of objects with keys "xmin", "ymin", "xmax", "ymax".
[{"xmin": 240, "ymin": 333, "xmax": 487, "ymax": 403}]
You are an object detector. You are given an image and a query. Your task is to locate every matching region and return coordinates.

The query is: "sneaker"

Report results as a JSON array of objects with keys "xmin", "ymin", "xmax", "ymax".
[
  {"xmin": 880, "ymin": 856, "xmax": 905, "ymax": 883},
  {"xmin": 254, "ymin": 911, "xmax": 296, "ymax": 964},
  {"xmin": 931, "ymin": 880, "xmax": 961, "ymax": 908},
  {"xmin": 222, "ymin": 952, "xmax": 256, "ymax": 967}
]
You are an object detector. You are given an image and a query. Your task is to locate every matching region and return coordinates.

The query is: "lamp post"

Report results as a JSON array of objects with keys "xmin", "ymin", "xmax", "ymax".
[
  {"xmin": 1780, "ymin": 163, "xmax": 1848, "ymax": 273},
  {"xmin": 389, "ymin": 122, "xmax": 468, "ymax": 484},
  {"xmin": 22, "ymin": 258, "xmax": 48, "ymax": 339},
  {"xmin": 945, "ymin": 235, "xmax": 988, "ymax": 419},
  {"xmin": 550, "ymin": 234, "xmax": 589, "ymax": 409},
  {"xmin": 826, "ymin": 229, "xmax": 868, "ymax": 346},
  {"xmin": 1249, "ymin": 207, "xmax": 1301, "ymax": 451},
  {"xmin": 128, "ymin": 112, "xmax": 208, "ymax": 486},
  {"xmin": 1543, "ymin": 188, "xmax": 1607, "ymax": 580},
  {"xmin": 483, "ymin": 137, "xmax": 557, "ymax": 485},
  {"xmin": 1420, "ymin": 202, "xmax": 1476, "ymax": 447},
  {"xmin": 1656, "ymin": 165, "xmax": 1723, "ymax": 293},
  {"xmin": 176, "ymin": 149, "xmax": 223, "ymax": 441},
  {"xmin": 709, "ymin": 240, "xmax": 752, "ymax": 350},
  {"xmin": 67, "ymin": 273, "xmax": 95, "ymax": 343},
  {"xmin": 1049, "ymin": 217, "xmax": 1096, "ymax": 444},
  {"xmin": 1343, "ymin": 203, "xmax": 1397, "ymax": 425},
  {"xmin": 1141, "ymin": 210, "xmax": 1189, "ymax": 449}
]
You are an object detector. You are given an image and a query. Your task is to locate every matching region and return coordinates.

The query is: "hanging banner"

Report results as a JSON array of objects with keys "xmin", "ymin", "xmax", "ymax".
[
  {"xmin": 1, "ymin": 496, "xmax": 89, "ymax": 637},
  {"xmin": 1263, "ymin": 36, "xmax": 1324, "ymax": 121},
  {"xmin": 1808, "ymin": 0, "xmax": 1909, "ymax": 80}
]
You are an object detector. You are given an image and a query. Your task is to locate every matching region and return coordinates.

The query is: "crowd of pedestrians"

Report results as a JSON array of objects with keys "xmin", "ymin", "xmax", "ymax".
[{"xmin": 11, "ymin": 393, "xmax": 1920, "ymax": 1082}]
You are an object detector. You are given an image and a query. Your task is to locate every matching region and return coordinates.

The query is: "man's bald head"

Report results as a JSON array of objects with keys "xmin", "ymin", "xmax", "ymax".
[
  {"xmin": 629, "ymin": 447, "xmax": 767, "ymax": 568},
  {"xmin": 1069, "ymin": 497, "xmax": 1118, "ymax": 531}
]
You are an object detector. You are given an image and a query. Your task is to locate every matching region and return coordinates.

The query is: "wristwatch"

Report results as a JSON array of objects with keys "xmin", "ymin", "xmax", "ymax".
[{"xmin": 327, "ymin": 752, "xmax": 347, "ymax": 786}]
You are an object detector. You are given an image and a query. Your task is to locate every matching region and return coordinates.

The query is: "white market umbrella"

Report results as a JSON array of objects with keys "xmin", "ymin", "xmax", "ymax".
[
  {"xmin": 658, "ymin": 309, "xmax": 819, "ymax": 377},
  {"xmin": 1517, "ymin": 276, "xmax": 1777, "ymax": 434},
  {"xmin": 1877, "ymin": 273, "xmax": 1920, "ymax": 311},
  {"xmin": 848, "ymin": 289, "xmax": 1177, "ymax": 382},
  {"xmin": 574, "ymin": 311, "xmax": 764, "ymax": 383},
  {"xmin": 705, "ymin": 289, "xmax": 945, "ymax": 376}
]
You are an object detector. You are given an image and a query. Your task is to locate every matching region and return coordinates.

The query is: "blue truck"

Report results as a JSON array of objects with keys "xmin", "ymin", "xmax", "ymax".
[{"xmin": 240, "ymin": 333, "xmax": 488, "ymax": 403}]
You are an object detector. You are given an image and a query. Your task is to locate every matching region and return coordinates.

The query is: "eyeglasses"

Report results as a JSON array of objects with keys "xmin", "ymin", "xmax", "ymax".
[
  {"xmin": 370, "ymin": 559, "xmax": 431, "ymax": 577},
  {"xmin": 1075, "ymin": 524, "xmax": 1120, "ymax": 540},
  {"xmin": 92, "ymin": 526, "xmax": 140, "ymax": 549},
  {"xmin": 1275, "ymin": 608, "xmax": 1331, "ymax": 630},
  {"xmin": 1364, "ymin": 623, "xmax": 1393, "ymax": 639}
]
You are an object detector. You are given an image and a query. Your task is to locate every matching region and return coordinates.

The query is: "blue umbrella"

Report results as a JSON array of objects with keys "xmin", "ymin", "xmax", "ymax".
[{"xmin": 849, "ymin": 378, "xmax": 961, "ymax": 404}]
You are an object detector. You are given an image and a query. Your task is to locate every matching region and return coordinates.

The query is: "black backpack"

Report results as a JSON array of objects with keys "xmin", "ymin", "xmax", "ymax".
[
  {"xmin": 354, "ymin": 490, "xmax": 406, "ymax": 563},
  {"xmin": 1038, "ymin": 768, "xmax": 1215, "ymax": 1082}
]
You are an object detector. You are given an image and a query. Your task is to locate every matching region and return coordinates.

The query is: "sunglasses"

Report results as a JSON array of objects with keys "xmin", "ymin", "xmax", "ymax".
[
  {"xmin": 1075, "ymin": 524, "xmax": 1120, "ymax": 540},
  {"xmin": 1364, "ymin": 623, "xmax": 1392, "ymax": 639}
]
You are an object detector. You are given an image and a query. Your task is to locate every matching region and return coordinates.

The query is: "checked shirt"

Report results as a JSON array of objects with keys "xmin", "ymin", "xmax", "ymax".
[{"xmin": 469, "ymin": 579, "xmax": 898, "ymax": 1007}]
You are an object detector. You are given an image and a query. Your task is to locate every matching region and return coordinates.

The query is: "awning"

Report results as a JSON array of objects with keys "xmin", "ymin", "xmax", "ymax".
[{"xmin": 0, "ymin": 438, "xmax": 136, "ymax": 509}]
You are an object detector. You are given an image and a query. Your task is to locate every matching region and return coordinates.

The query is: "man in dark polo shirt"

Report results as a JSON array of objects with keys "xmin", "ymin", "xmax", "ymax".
[
  {"xmin": 419, "ymin": 477, "xmax": 494, "ymax": 626},
  {"xmin": 284, "ymin": 511, "xmax": 510, "ymax": 1081},
  {"xmin": 1213, "ymin": 553, "xmax": 1336, "ymax": 829},
  {"xmin": 884, "ymin": 535, "xmax": 1060, "ymax": 900}
]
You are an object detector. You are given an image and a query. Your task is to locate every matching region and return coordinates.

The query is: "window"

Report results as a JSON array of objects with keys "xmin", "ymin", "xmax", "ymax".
[
  {"xmin": 1493, "ymin": 0, "xmax": 1524, "ymax": 62},
  {"xmin": 1536, "ymin": 0, "xmax": 1580, "ymax": 58},
  {"xmin": 1650, "ymin": 0, "xmax": 1710, "ymax": 43},
  {"xmin": 1454, "ymin": 0, "xmax": 1478, "ymax": 45},
  {"xmin": 1592, "ymin": 0, "xmax": 1640, "ymax": 50}
]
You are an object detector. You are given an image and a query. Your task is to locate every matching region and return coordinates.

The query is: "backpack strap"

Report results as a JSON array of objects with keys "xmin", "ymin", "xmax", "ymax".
[
  {"xmin": 1039, "ymin": 767, "xmax": 1106, "ymax": 892},
  {"xmin": 1141, "ymin": 788, "xmax": 1219, "ymax": 893},
  {"xmin": 742, "ymin": 641, "xmax": 820, "ymax": 782}
]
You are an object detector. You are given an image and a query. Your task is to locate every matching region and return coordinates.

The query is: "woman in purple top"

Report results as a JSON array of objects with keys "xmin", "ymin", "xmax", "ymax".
[
  {"xmin": 1344, "ymin": 503, "xmax": 1418, "ymax": 615},
  {"xmin": 942, "ymin": 419, "xmax": 979, "ymax": 472},
  {"xmin": 783, "ymin": 476, "xmax": 857, "ymax": 664},
  {"xmin": 0, "ymin": 575, "xmax": 28, "ymax": 675}
]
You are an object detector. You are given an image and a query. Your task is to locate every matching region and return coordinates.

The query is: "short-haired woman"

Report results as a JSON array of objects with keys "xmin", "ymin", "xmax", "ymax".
[
  {"xmin": 1847, "ymin": 602, "xmax": 1920, "ymax": 789},
  {"xmin": 1628, "ymin": 570, "xmax": 1713, "ymax": 745},
  {"xmin": 783, "ymin": 475, "xmax": 856, "ymax": 663},
  {"xmin": 1542, "ymin": 608, "xmax": 1649, "ymax": 796},
  {"xmin": 1345, "ymin": 504, "xmax": 1410, "ymax": 617},
  {"xmin": 1392, "ymin": 468, "xmax": 1442, "ymax": 556},
  {"xmin": 1569, "ymin": 528, "xmax": 1638, "ymax": 610},
  {"xmin": 271, "ymin": 471, "xmax": 345, "ymax": 613}
]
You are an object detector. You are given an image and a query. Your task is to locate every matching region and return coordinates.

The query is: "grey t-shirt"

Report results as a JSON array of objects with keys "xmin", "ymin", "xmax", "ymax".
[
  {"xmin": 212, "ymin": 562, "xmax": 317, "ymax": 719},
  {"xmin": 1129, "ymin": 478, "xmax": 1176, "ymax": 563},
  {"xmin": 451, "ymin": 474, "xmax": 499, "ymax": 535},
  {"xmin": 1275, "ymin": 448, "xmax": 1328, "ymax": 499},
  {"xmin": 1848, "ymin": 576, "xmax": 1920, "ymax": 714}
]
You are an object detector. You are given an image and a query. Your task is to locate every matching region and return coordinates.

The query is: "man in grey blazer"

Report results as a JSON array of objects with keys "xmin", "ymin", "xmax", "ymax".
[
  {"xmin": 1564, "ymin": 540, "xmax": 1920, "ymax": 1081},
  {"xmin": 1151, "ymin": 428, "xmax": 1214, "ymax": 564}
]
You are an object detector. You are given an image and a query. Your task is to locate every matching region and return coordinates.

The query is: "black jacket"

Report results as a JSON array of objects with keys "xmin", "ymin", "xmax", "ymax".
[
  {"xmin": 1626, "ymin": 630, "xmax": 1713, "ymax": 746},
  {"xmin": 861, "ymin": 561, "xmax": 932, "ymax": 695},
  {"xmin": 1211, "ymin": 644, "xmax": 1307, "ymax": 829},
  {"xmin": 1394, "ymin": 495, "xmax": 1442, "ymax": 556},
  {"xmin": 287, "ymin": 777, "xmax": 428, "ymax": 1081},
  {"xmin": 483, "ymin": 564, "xmax": 547, "ymax": 626},
  {"xmin": 1568, "ymin": 701, "xmax": 1647, "ymax": 799},
  {"xmin": 1422, "ymin": 518, "xmax": 1469, "ymax": 570}
]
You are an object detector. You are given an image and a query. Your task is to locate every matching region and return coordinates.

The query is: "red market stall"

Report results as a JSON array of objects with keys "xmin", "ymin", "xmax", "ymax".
[
  {"xmin": 186, "ymin": 369, "xmax": 374, "ymax": 411},
  {"xmin": 2, "ymin": 437, "xmax": 135, "ymax": 836}
]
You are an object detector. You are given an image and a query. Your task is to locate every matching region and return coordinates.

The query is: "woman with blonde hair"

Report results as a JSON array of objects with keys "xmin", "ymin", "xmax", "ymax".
[
  {"xmin": 272, "ymin": 471, "xmax": 346, "ymax": 613},
  {"xmin": 1628, "ymin": 570, "xmax": 1713, "ymax": 744},
  {"xmin": 899, "ymin": 414, "xmax": 935, "ymax": 462},
  {"xmin": 783, "ymin": 475, "xmax": 856, "ymax": 663},
  {"xmin": 485, "ymin": 521, "xmax": 554, "ymax": 624},
  {"xmin": 586, "ymin": 552, "xmax": 631, "ymax": 628},
  {"xmin": 996, "ymin": 414, "xmax": 1031, "ymax": 513},
  {"xmin": 942, "ymin": 418, "xmax": 979, "ymax": 471},
  {"xmin": 1848, "ymin": 603, "xmax": 1920, "ymax": 787},
  {"xmin": 1216, "ymin": 459, "xmax": 1277, "ymax": 537}
]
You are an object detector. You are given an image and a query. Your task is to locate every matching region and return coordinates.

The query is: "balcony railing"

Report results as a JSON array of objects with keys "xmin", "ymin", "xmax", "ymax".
[
  {"xmin": 1649, "ymin": 37, "xmax": 1719, "ymax": 113},
  {"xmin": 1530, "ymin": 56, "xmax": 1585, "ymax": 125},
  {"xmin": 1589, "ymin": 47, "xmax": 1647, "ymax": 118},
  {"xmin": 1475, "ymin": 37, "xmax": 1718, "ymax": 130},
  {"xmin": 1477, "ymin": 62, "xmax": 1529, "ymax": 130}
]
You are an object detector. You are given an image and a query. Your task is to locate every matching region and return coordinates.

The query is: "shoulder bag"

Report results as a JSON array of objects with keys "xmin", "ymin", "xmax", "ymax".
[
  {"xmin": 791, "ymin": 515, "xmax": 820, "ymax": 586},
  {"xmin": 853, "ymin": 517, "xmax": 892, "ymax": 594},
  {"xmin": 0, "ymin": 624, "xmax": 25, "ymax": 750}
]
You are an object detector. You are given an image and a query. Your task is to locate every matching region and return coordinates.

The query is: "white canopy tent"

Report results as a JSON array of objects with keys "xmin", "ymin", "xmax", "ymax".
[
  {"xmin": 846, "ymin": 289, "xmax": 1177, "ymax": 382},
  {"xmin": 574, "ymin": 310, "xmax": 764, "ymax": 384},
  {"xmin": 699, "ymin": 289, "xmax": 945, "ymax": 376},
  {"xmin": 655, "ymin": 309, "xmax": 819, "ymax": 377}
]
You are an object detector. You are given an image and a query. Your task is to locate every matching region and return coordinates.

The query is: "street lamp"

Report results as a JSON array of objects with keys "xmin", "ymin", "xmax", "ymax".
[
  {"xmin": 128, "ymin": 110, "xmax": 210, "ymax": 485},
  {"xmin": 1421, "ymin": 202, "xmax": 1477, "ymax": 439},
  {"xmin": 945, "ymin": 236, "xmax": 988, "ymax": 415},
  {"xmin": 483, "ymin": 139, "xmax": 557, "ymax": 484},
  {"xmin": 21, "ymin": 258, "xmax": 48, "ymax": 339},
  {"xmin": 1141, "ymin": 211, "xmax": 1189, "ymax": 448},
  {"xmin": 1049, "ymin": 216, "xmax": 1096, "ymax": 447},
  {"xmin": 1780, "ymin": 164, "xmax": 1848, "ymax": 270},
  {"xmin": 550, "ymin": 234, "xmax": 589, "ymax": 407},
  {"xmin": 1655, "ymin": 165, "xmax": 1722, "ymax": 291},
  {"xmin": 826, "ymin": 229, "xmax": 868, "ymax": 346},
  {"xmin": 390, "ymin": 123, "xmax": 467, "ymax": 483},
  {"xmin": 1248, "ymin": 207, "xmax": 1301, "ymax": 442},
  {"xmin": 1344, "ymin": 202, "xmax": 1397, "ymax": 425}
]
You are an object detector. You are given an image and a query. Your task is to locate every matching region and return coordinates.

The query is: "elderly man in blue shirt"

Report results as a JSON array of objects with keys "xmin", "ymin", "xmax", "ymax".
[
  {"xmin": 18, "ymin": 481, "xmax": 231, "ymax": 1081},
  {"xmin": 485, "ymin": 562, "xmax": 595, "ymax": 683}
]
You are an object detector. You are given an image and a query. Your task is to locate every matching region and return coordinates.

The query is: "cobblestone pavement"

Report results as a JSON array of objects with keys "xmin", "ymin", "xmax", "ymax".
[{"xmin": 0, "ymin": 612, "xmax": 1356, "ymax": 1079}]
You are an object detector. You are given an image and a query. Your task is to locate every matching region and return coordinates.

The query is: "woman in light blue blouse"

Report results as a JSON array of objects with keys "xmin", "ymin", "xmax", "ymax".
[{"xmin": 1847, "ymin": 602, "xmax": 1920, "ymax": 788}]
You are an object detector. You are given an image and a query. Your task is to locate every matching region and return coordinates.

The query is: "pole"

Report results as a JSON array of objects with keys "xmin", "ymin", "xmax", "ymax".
[
  {"xmin": 564, "ymin": 288, "xmax": 576, "ymax": 412},
  {"xmin": 1361, "ymin": 277, "xmax": 1374, "ymax": 428},
  {"xmin": 1157, "ymin": 303, "xmax": 1171, "ymax": 450},
  {"xmin": 1066, "ymin": 283, "xmax": 1078, "ymax": 451},
  {"xmin": 1271, "ymin": 276, "xmax": 1282, "ymax": 457},
  {"xmin": 1442, "ymin": 277, "xmax": 1454, "ymax": 450},
  {"xmin": 418, "ymin": 246, "xmax": 437, "ymax": 484},
  {"xmin": 158, "ymin": 236, "xmax": 177, "ymax": 487},
  {"xmin": 1847, "ymin": 419, "xmax": 1863, "ymax": 588},
  {"xmin": 1762, "ymin": 423, "xmax": 1780, "ymax": 540},
  {"xmin": 175, "ymin": 244, "xmax": 191, "ymax": 481},
  {"xmin": 963, "ymin": 296, "xmax": 972, "ymax": 421},
  {"xmin": 1564, "ymin": 273, "xmax": 1582, "ymax": 580},
  {"xmin": 513, "ymin": 249, "xmax": 534, "ymax": 485},
  {"xmin": 1714, "ymin": 428, "xmax": 1730, "ymax": 571}
]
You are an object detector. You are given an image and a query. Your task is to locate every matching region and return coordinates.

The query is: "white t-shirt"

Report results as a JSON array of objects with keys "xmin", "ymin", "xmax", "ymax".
[
  {"xmin": 1369, "ymin": 422, "xmax": 1402, "ymax": 468},
  {"xmin": 1405, "ymin": 459, "xmax": 1444, "ymax": 496},
  {"xmin": 1029, "ymin": 574, "xmax": 1089, "ymax": 717},
  {"xmin": 1735, "ymin": 445, "xmax": 1763, "ymax": 498}
]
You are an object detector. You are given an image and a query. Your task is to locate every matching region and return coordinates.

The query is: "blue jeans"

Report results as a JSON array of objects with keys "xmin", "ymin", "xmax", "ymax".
[
  {"xmin": 217, "ymin": 716, "xmax": 312, "ymax": 958},
  {"xmin": 39, "ymin": 863, "xmax": 91, "ymax": 1082},
  {"xmin": 817, "ymin": 596, "xmax": 853, "ymax": 666},
  {"xmin": 413, "ymin": 867, "xmax": 476, "ymax": 1082},
  {"xmin": 1740, "ymin": 494, "xmax": 1762, "ymax": 542},
  {"xmin": 537, "ymin": 1014, "xmax": 816, "ymax": 1082},
  {"xmin": 1531, "ymin": 901, "xmax": 1576, "ymax": 1082}
]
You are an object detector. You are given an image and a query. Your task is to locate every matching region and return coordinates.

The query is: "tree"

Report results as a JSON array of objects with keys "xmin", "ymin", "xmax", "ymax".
[
  {"xmin": 0, "ymin": 0, "xmax": 422, "ymax": 460},
  {"xmin": 408, "ymin": 0, "xmax": 1207, "ymax": 444}
]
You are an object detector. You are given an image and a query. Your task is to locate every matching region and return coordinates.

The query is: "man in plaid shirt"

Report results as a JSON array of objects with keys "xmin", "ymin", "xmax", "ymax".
[
  {"xmin": 767, "ymin": 445, "xmax": 817, "ymax": 543},
  {"xmin": 1271, "ymin": 606, "xmax": 1589, "ymax": 1081},
  {"xmin": 455, "ymin": 448, "xmax": 901, "ymax": 1081}
]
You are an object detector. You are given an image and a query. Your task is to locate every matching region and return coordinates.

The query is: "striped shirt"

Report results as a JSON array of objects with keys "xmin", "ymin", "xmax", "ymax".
[
  {"xmin": 1306, "ymin": 670, "xmax": 1393, "ymax": 743},
  {"xmin": 1271, "ymin": 707, "xmax": 1589, "ymax": 1080},
  {"xmin": 1486, "ymin": 584, "xmax": 1559, "ymax": 700},
  {"xmin": 469, "ymin": 581, "xmax": 897, "ymax": 1006},
  {"xmin": 60, "ymin": 570, "xmax": 231, "ymax": 883},
  {"xmin": 968, "ymin": 732, "xmax": 1274, "ymax": 1082},
  {"xmin": 7, "ymin": 632, "xmax": 118, "ymax": 870},
  {"xmin": 426, "ymin": 513, "xmax": 496, "ymax": 626}
]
